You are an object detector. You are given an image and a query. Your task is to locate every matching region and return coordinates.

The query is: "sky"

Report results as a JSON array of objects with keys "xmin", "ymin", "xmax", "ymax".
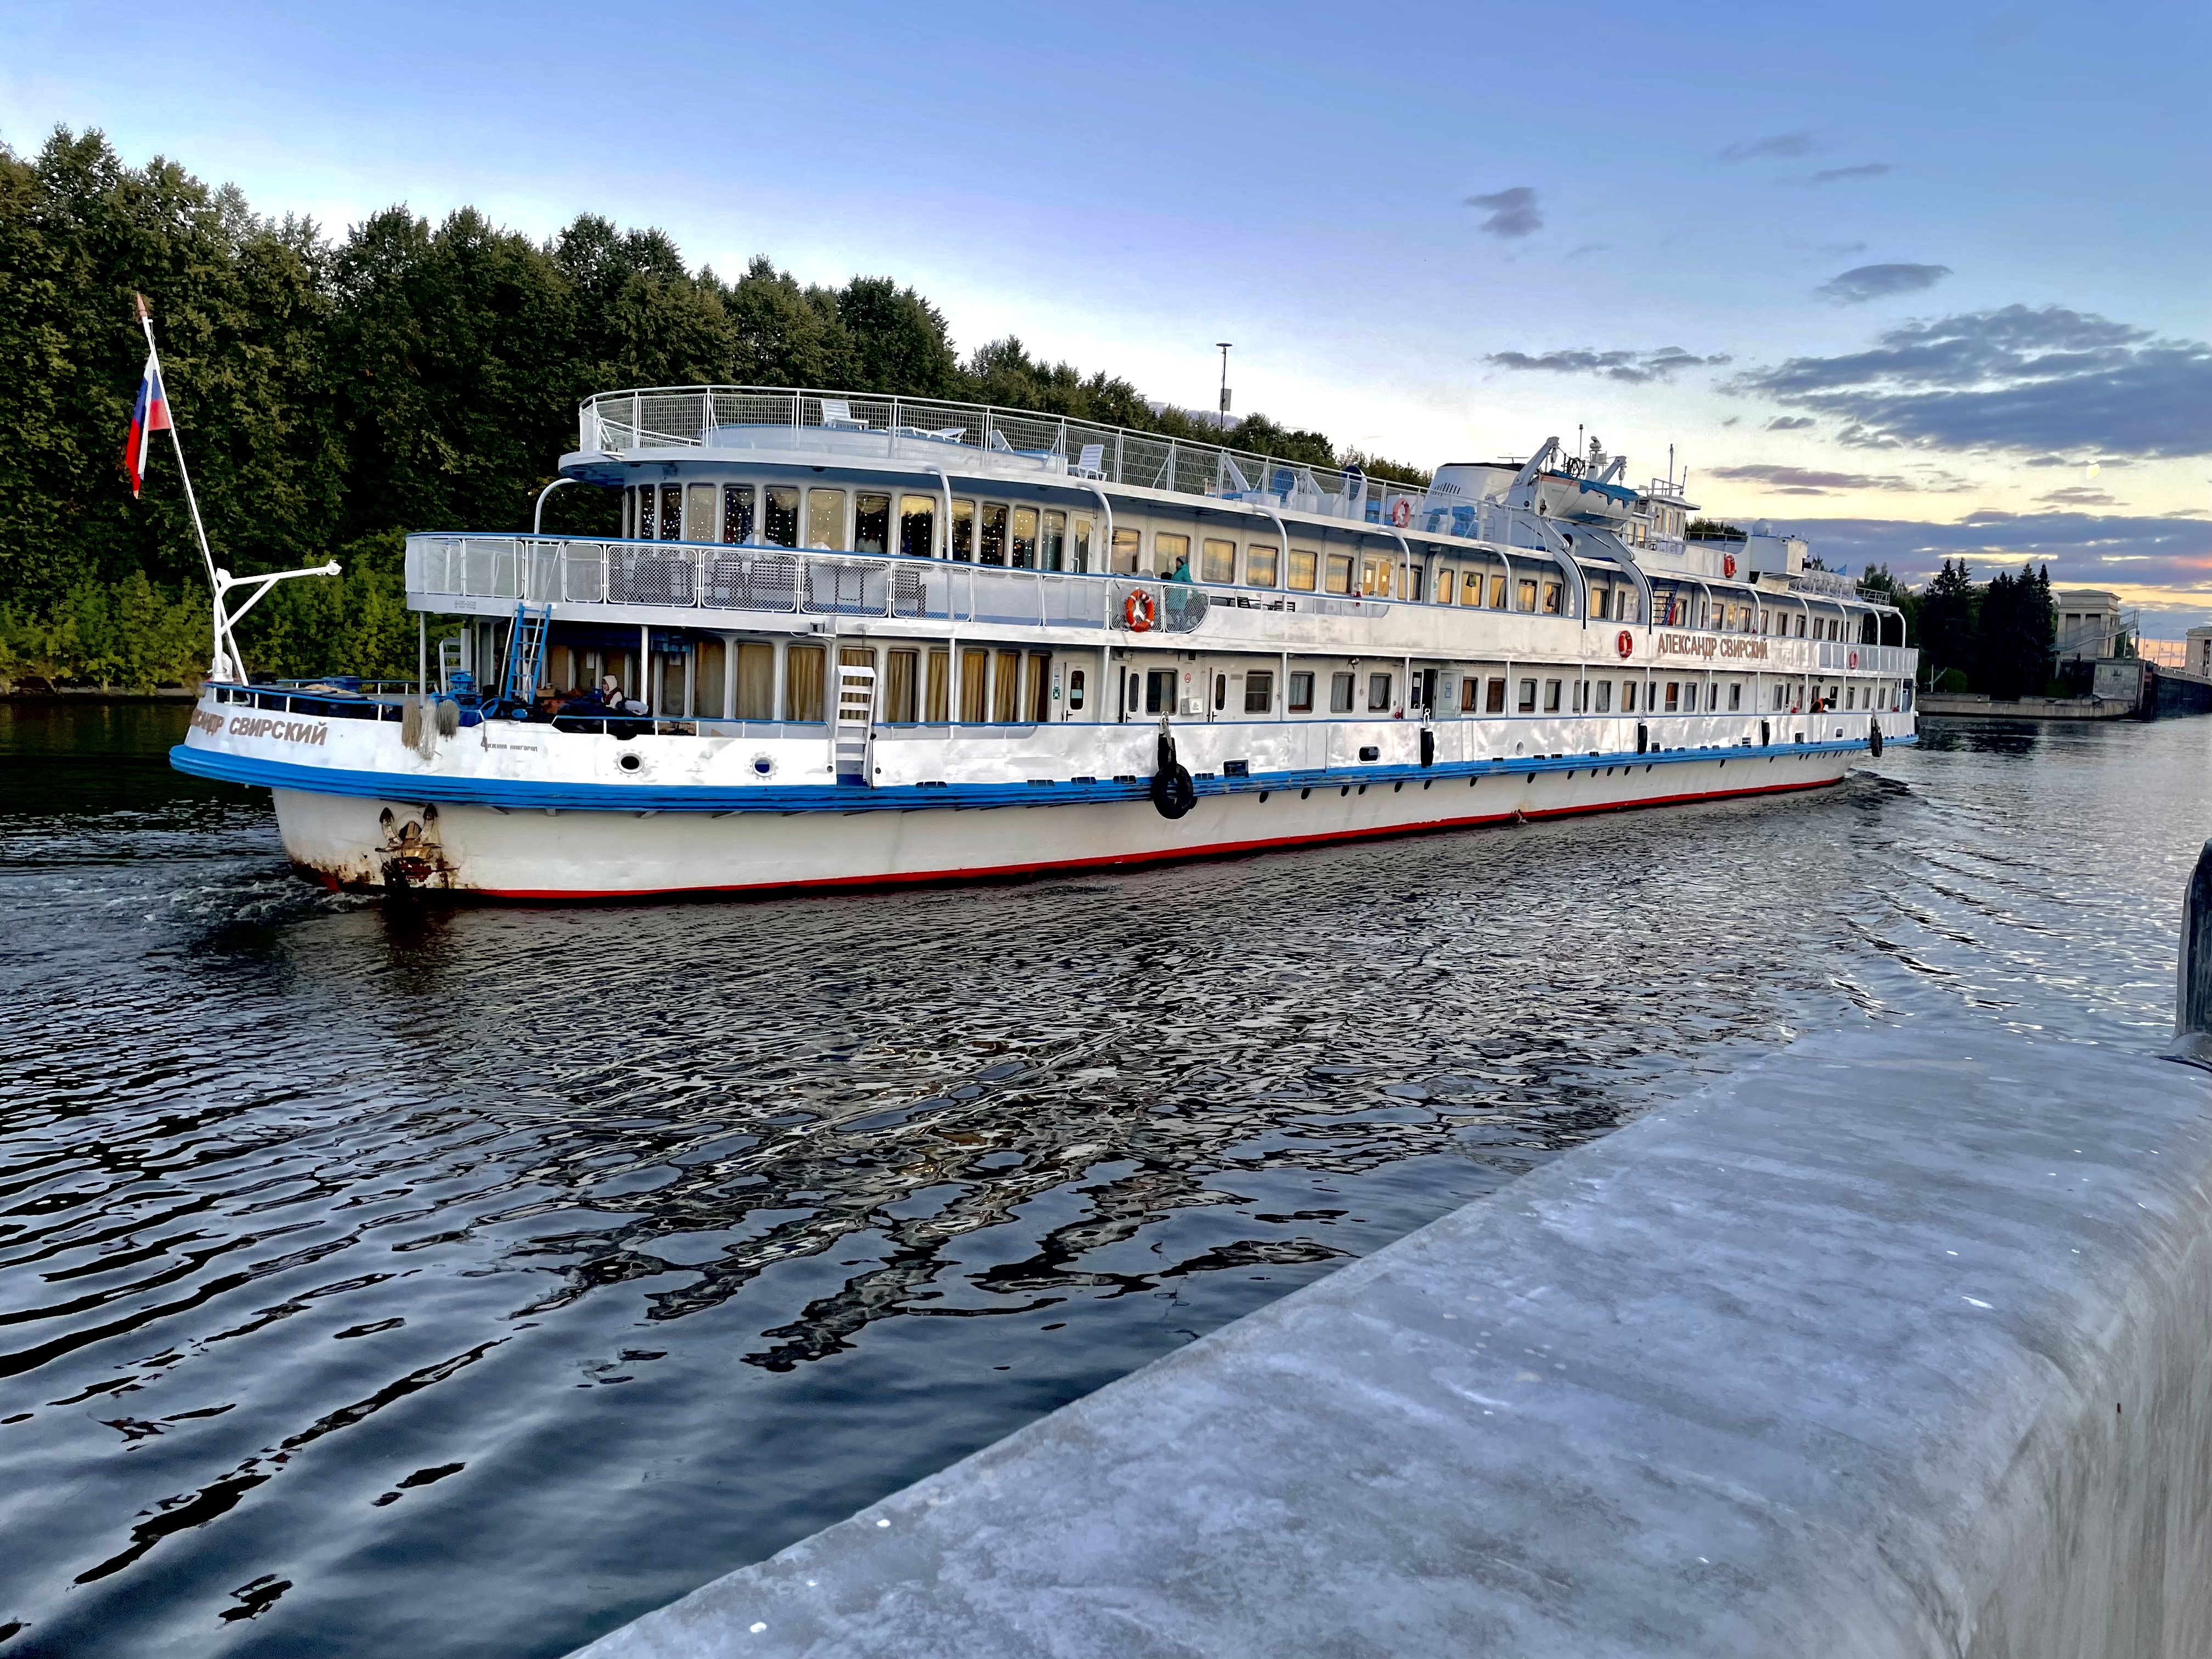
[{"xmin": 5, "ymin": 0, "xmax": 2208, "ymax": 627}]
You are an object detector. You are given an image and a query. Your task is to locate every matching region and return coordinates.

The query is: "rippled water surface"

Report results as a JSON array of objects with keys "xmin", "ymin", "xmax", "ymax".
[{"xmin": 3, "ymin": 702, "xmax": 2207, "ymax": 1656}]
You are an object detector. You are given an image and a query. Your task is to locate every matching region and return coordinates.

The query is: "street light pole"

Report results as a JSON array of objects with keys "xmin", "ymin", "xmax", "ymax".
[{"xmin": 1216, "ymin": 343, "xmax": 1232, "ymax": 433}]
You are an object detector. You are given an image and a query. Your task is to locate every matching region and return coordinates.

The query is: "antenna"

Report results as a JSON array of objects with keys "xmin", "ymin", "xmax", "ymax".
[{"xmin": 1216, "ymin": 343, "xmax": 1232, "ymax": 433}]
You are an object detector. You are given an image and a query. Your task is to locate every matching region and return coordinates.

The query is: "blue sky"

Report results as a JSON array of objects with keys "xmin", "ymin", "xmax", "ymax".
[{"xmin": 5, "ymin": 0, "xmax": 2208, "ymax": 625}]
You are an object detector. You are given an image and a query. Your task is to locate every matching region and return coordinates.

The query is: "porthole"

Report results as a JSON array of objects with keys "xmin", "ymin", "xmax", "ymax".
[
  {"xmin": 751, "ymin": 753, "xmax": 776, "ymax": 778},
  {"xmin": 617, "ymin": 752, "xmax": 642, "ymax": 774}
]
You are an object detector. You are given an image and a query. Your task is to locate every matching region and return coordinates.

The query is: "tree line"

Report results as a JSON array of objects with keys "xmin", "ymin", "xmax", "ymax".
[
  {"xmin": 1912, "ymin": 560, "xmax": 2063, "ymax": 699},
  {"xmin": 0, "ymin": 128, "xmax": 1423, "ymax": 687}
]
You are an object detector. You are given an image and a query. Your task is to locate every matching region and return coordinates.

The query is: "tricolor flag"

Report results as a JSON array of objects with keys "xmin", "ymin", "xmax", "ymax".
[{"xmin": 121, "ymin": 353, "xmax": 172, "ymax": 498}]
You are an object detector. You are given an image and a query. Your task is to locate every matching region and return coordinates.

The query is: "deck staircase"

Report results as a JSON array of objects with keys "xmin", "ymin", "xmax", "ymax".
[
  {"xmin": 834, "ymin": 664, "xmax": 877, "ymax": 785},
  {"xmin": 501, "ymin": 603, "xmax": 554, "ymax": 700}
]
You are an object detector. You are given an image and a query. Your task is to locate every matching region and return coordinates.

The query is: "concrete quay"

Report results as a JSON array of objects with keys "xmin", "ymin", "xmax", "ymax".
[{"xmin": 569, "ymin": 1023, "xmax": 2212, "ymax": 1659}]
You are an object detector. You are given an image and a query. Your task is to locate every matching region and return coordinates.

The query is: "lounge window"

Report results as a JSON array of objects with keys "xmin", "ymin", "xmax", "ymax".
[
  {"xmin": 1544, "ymin": 679, "xmax": 1562, "ymax": 712},
  {"xmin": 926, "ymin": 648, "xmax": 950, "ymax": 721},
  {"xmin": 684, "ymin": 482, "xmax": 716, "ymax": 543},
  {"xmin": 1404, "ymin": 564, "xmax": 1423, "ymax": 602},
  {"xmin": 1288, "ymin": 548, "xmax": 1318, "ymax": 591},
  {"xmin": 1730, "ymin": 682, "xmax": 1742, "ymax": 711},
  {"xmin": 1330, "ymin": 672, "xmax": 1355, "ymax": 712},
  {"xmin": 961, "ymin": 648, "xmax": 990, "ymax": 721},
  {"xmin": 1436, "ymin": 570, "xmax": 1455, "ymax": 605},
  {"xmin": 1491, "ymin": 575, "xmax": 1509, "ymax": 609},
  {"xmin": 980, "ymin": 502, "xmax": 1009, "ymax": 566},
  {"xmin": 1664, "ymin": 681, "xmax": 1680, "ymax": 712},
  {"xmin": 1070, "ymin": 514, "xmax": 1093, "ymax": 573},
  {"xmin": 994, "ymin": 649, "xmax": 1021, "ymax": 720},
  {"xmin": 951, "ymin": 499, "xmax": 977, "ymax": 562},
  {"xmin": 1459, "ymin": 676, "xmax": 1479, "ymax": 713},
  {"xmin": 633, "ymin": 484, "xmax": 653, "ymax": 539},
  {"xmin": 884, "ymin": 649, "xmax": 918, "ymax": 723},
  {"xmin": 736, "ymin": 642, "xmax": 774, "ymax": 719},
  {"xmin": 1325, "ymin": 554, "xmax": 1353, "ymax": 595},
  {"xmin": 1516, "ymin": 579, "xmax": 1538, "ymax": 612},
  {"xmin": 1794, "ymin": 613, "xmax": 1807, "ymax": 637},
  {"xmin": 1462, "ymin": 572, "xmax": 1483, "ymax": 606},
  {"xmin": 1144, "ymin": 669, "xmax": 1175, "ymax": 715},
  {"xmin": 1069, "ymin": 668, "xmax": 1086, "ymax": 710},
  {"xmin": 1595, "ymin": 680, "xmax": 1612, "ymax": 713},
  {"xmin": 723, "ymin": 484, "xmax": 756, "ymax": 545},
  {"xmin": 786, "ymin": 644, "xmax": 826, "ymax": 722},
  {"xmin": 764, "ymin": 487, "xmax": 800, "ymax": 548},
  {"xmin": 1289, "ymin": 671, "xmax": 1314, "ymax": 712},
  {"xmin": 1029, "ymin": 652, "xmax": 1052, "ymax": 721},
  {"xmin": 1623, "ymin": 681, "xmax": 1638, "ymax": 712},
  {"xmin": 1516, "ymin": 679, "xmax": 1537, "ymax": 713},
  {"xmin": 1154, "ymin": 532, "xmax": 1190, "ymax": 578},
  {"xmin": 1543, "ymin": 582, "xmax": 1562, "ymax": 614},
  {"xmin": 898, "ymin": 494, "xmax": 936, "ymax": 558},
  {"xmin": 1203, "ymin": 538, "xmax": 1237, "ymax": 584},
  {"xmin": 1246, "ymin": 544, "xmax": 1278, "ymax": 588},
  {"xmin": 658, "ymin": 483, "xmax": 682, "ymax": 541},
  {"xmin": 1011, "ymin": 505, "xmax": 1039, "ymax": 568},
  {"xmin": 1112, "ymin": 527, "xmax": 1141, "ymax": 573},
  {"xmin": 1708, "ymin": 683, "xmax": 1720, "ymax": 710},
  {"xmin": 1040, "ymin": 509, "xmax": 1066, "ymax": 572},
  {"xmin": 1589, "ymin": 584, "xmax": 1608, "ymax": 618},
  {"xmin": 1362, "ymin": 558, "xmax": 1391, "ymax": 597},
  {"xmin": 854, "ymin": 493, "xmax": 891, "ymax": 555},
  {"xmin": 806, "ymin": 488, "xmax": 846, "ymax": 550},
  {"xmin": 1368, "ymin": 673, "xmax": 1393, "ymax": 712},
  {"xmin": 1244, "ymin": 670, "xmax": 1274, "ymax": 714},
  {"xmin": 1212, "ymin": 673, "xmax": 1228, "ymax": 712},
  {"xmin": 1486, "ymin": 677, "xmax": 1506, "ymax": 713}
]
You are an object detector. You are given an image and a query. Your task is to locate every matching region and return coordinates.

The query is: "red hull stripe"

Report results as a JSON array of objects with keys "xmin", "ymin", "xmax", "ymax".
[{"xmin": 433, "ymin": 773, "xmax": 1843, "ymax": 901}]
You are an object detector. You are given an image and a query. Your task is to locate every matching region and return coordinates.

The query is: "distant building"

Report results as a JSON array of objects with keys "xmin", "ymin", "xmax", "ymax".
[
  {"xmin": 2187, "ymin": 626, "xmax": 2212, "ymax": 679},
  {"xmin": 2055, "ymin": 590, "xmax": 2121, "ymax": 661}
]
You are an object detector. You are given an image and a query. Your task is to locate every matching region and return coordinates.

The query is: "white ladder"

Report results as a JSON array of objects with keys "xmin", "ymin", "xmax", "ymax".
[{"xmin": 833, "ymin": 664, "xmax": 877, "ymax": 785}]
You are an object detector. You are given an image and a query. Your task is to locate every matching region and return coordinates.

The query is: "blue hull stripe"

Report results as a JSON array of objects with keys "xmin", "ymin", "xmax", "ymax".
[{"xmin": 169, "ymin": 734, "xmax": 1912, "ymax": 815}]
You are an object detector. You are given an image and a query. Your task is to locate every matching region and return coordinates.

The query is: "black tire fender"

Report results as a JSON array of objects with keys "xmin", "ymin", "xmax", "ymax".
[{"xmin": 1151, "ymin": 763, "xmax": 1198, "ymax": 820}]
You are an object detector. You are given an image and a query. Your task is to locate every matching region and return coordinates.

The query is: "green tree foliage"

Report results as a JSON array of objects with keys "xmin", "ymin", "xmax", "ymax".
[
  {"xmin": 1, "ymin": 128, "xmax": 1432, "ymax": 686},
  {"xmin": 1916, "ymin": 559, "xmax": 1978, "ymax": 685},
  {"xmin": 1974, "ymin": 563, "xmax": 2056, "ymax": 700}
]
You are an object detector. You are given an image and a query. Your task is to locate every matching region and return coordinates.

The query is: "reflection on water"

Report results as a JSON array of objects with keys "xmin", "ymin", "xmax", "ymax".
[{"xmin": 1, "ymin": 704, "xmax": 2204, "ymax": 1656}]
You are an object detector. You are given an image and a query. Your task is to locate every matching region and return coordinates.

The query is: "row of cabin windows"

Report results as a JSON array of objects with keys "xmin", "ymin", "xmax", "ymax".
[
  {"xmin": 554, "ymin": 637, "xmax": 1061, "ymax": 724},
  {"xmin": 625, "ymin": 483, "xmax": 1866, "ymax": 637}
]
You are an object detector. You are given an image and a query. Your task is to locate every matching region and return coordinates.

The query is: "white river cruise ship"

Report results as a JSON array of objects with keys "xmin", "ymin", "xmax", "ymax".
[{"xmin": 172, "ymin": 386, "xmax": 1918, "ymax": 898}]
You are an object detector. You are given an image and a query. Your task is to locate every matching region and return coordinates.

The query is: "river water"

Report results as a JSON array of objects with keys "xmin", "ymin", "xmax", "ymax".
[{"xmin": 1, "ymin": 704, "xmax": 2203, "ymax": 1656}]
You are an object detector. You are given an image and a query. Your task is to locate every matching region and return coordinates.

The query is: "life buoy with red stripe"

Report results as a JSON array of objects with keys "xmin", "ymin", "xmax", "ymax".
[
  {"xmin": 1616, "ymin": 629, "xmax": 1634, "ymax": 659},
  {"xmin": 1723, "ymin": 554, "xmax": 1737, "ymax": 578},
  {"xmin": 1124, "ymin": 589, "xmax": 1157, "ymax": 632},
  {"xmin": 1389, "ymin": 499, "xmax": 1411, "ymax": 527}
]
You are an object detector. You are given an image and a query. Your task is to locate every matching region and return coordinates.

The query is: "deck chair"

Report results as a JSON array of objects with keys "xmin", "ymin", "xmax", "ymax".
[
  {"xmin": 988, "ymin": 429, "xmax": 1014, "ymax": 453},
  {"xmin": 819, "ymin": 398, "xmax": 868, "ymax": 430},
  {"xmin": 1071, "ymin": 442, "xmax": 1106, "ymax": 479}
]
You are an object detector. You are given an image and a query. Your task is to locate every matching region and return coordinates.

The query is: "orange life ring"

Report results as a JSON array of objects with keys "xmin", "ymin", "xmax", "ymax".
[
  {"xmin": 1389, "ymin": 498, "xmax": 1411, "ymax": 528},
  {"xmin": 1848, "ymin": 650, "xmax": 1859, "ymax": 669},
  {"xmin": 1723, "ymin": 554, "xmax": 1737, "ymax": 578},
  {"xmin": 1616, "ymin": 629, "xmax": 1634, "ymax": 659},
  {"xmin": 1124, "ymin": 589, "xmax": 1158, "ymax": 632}
]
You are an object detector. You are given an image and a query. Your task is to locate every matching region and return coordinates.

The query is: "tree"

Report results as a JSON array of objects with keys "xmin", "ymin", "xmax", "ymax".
[{"xmin": 1917, "ymin": 560, "xmax": 1977, "ymax": 686}]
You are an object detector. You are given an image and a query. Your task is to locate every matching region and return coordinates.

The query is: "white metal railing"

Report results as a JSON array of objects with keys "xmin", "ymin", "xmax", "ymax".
[
  {"xmin": 1816, "ymin": 641, "xmax": 1916, "ymax": 675},
  {"xmin": 405, "ymin": 535, "xmax": 1211, "ymax": 634},
  {"xmin": 579, "ymin": 386, "xmax": 1431, "ymax": 522},
  {"xmin": 1791, "ymin": 569, "xmax": 1860, "ymax": 599}
]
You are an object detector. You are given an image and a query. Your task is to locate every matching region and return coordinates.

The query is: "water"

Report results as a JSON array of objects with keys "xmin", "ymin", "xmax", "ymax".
[{"xmin": 2, "ymin": 703, "xmax": 2204, "ymax": 1656}]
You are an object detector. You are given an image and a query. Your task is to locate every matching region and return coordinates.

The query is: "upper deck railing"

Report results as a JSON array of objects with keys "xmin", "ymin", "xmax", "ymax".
[{"xmin": 581, "ymin": 386, "xmax": 1425, "ymax": 523}]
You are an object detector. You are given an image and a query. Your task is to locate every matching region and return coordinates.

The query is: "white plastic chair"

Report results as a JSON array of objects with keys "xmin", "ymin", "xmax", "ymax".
[
  {"xmin": 1071, "ymin": 443, "xmax": 1106, "ymax": 478},
  {"xmin": 820, "ymin": 399, "xmax": 868, "ymax": 430}
]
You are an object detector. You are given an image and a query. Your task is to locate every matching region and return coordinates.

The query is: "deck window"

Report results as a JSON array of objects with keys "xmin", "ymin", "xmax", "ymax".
[
  {"xmin": 1246, "ymin": 544, "xmax": 1278, "ymax": 588},
  {"xmin": 1330, "ymin": 672, "xmax": 1355, "ymax": 712},
  {"xmin": 855, "ymin": 493, "xmax": 891, "ymax": 555},
  {"xmin": 1029, "ymin": 652, "xmax": 1052, "ymax": 721},
  {"xmin": 631, "ymin": 484, "xmax": 651, "ymax": 539},
  {"xmin": 1664, "ymin": 681, "xmax": 1680, "ymax": 712},
  {"xmin": 1517, "ymin": 679, "xmax": 1536, "ymax": 712},
  {"xmin": 980, "ymin": 503, "xmax": 1009, "ymax": 566},
  {"xmin": 654, "ymin": 483, "xmax": 680, "ymax": 541},
  {"xmin": 764, "ymin": 487, "xmax": 800, "ymax": 548},
  {"xmin": 1112, "ymin": 527, "xmax": 1141, "ymax": 573},
  {"xmin": 1486, "ymin": 677, "xmax": 1506, "ymax": 713},
  {"xmin": 1460, "ymin": 676, "xmax": 1479, "ymax": 713},
  {"xmin": 1289, "ymin": 671, "xmax": 1314, "ymax": 712},
  {"xmin": 952, "ymin": 499, "xmax": 977, "ymax": 561},
  {"xmin": 786, "ymin": 645, "xmax": 825, "ymax": 722},
  {"xmin": 1462, "ymin": 573, "xmax": 1484, "ymax": 607},
  {"xmin": 994, "ymin": 650, "xmax": 1021, "ymax": 720},
  {"xmin": 1491, "ymin": 575, "xmax": 1509, "ymax": 609},
  {"xmin": 1144, "ymin": 669, "xmax": 1175, "ymax": 715},
  {"xmin": 1362, "ymin": 558, "xmax": 1391, "ymax": 597},
  {"xmin": 899, "ymin": 494, "xmax": 937, "ymax": 558},
  {"xmin": 1288, "ymin": 548, "xmax": 1318, "ymax": 591},
  {"xmin": 961, "ymin": 649, "xmax": 990, "ymax": 721},
  {"xmin": 806, "ymin": 488, "xmax": 846, "ymax": 550},
  {"xmin": 1368, "ymin": 673, "xmax": 1393, "ymax": 712},
  {"xmin": 1325, "ymin": 554, "xmax": 1353, "ymax": 595},
  {"xmin": 1203, "ymin": 538, "xmax": 1237, "ymax": 583},
  {"xmin": 1589, "ymin": 584, "xmax": 1608, "ymax": 618},
  {"xmin": 1069, "ymin": 667, "xmax": 1086, "ymax": 710},
  {"xmin": 1595, "ymin": 679, "xmax": 1612, "ymax": 713},
  {"xmin": 1516, "ymin": 579, "xmax": 1538, "ymax": 612},
  {"xmin": 683, "ymin": 483, "xmax": 716, "ymax": 542},
  {"xmin": 885, "ymin": 649, "xmax": 918, "ymax": 722},
  {"xmin": 723, "ymin": 484, "xmax": 756, "ymax": 544},
  {"xmin": 1071, "ymin": 514, "xmax": 1093, "ymax": 573},
  {"xmin": 1011, "ymin": 505, "xmax": 1039, "ymax": 568},
  {"xmin": 1794, "ymin": 613, "xmax": 1807, "ymax": 637},
  {"xmin": 1154, "ymin": 532, "xmax": 1190, "ymax": 578},
  {"xmin": 1729, "ymin": 682, "xmax": 1742, "ymax": 712},
  {"xmin": 1545, "ymin": 679, "xmax": 1562, "ymax": 712},
  {"xmin": 926, "ymin": 648, "xmax": 950, "ymax": 721},
  {"xmin": 1244, "ymin": 670, "xmax": 1274, "ymax": 714},
  {"xmin": 1040, "ymin": 510, "xmax": 1066, "ymax": 572},
  {"xmin": 1436, "ymin": 570, "xmax": 1454, "ymax": 605},
  {"xmin": 1623, "ymin": 681, "xmax": 1638, "ymax": 712},
  {"xmin": 693, "ymin": 638, "xmax": 725, "ymax": 717},
  {"xmin": 737, "ymin": 643, "xmax": 774, "ymax": 718},
  {"xmin": 1543, "ymin": 582, "xmax": 1562, "ymax": 614}
]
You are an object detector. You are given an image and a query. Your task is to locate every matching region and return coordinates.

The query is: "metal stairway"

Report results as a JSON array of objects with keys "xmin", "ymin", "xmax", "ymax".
[
  {"xmin": 833, "ymin": 664, "xmax": 877, "ymax": 785},
  {"xmin": 501, "ymin": 603, "xmax": 554, "ymax": 700}
]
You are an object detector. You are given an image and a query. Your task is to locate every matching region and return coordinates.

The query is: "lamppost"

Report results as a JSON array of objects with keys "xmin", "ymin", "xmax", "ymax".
[{"xmin": 1216, "ymin": 343, "xmax": 1232, "ymax": 433}]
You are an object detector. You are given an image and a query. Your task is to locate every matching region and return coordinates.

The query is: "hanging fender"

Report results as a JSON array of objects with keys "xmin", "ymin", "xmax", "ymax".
[
  {"xmin": 1151, "ymin": 724, "xmax": 1197, "ymax": 819},
  {"xmin": 1869, "ymin": 721, "xmax": 1883, "ymax": 758}
]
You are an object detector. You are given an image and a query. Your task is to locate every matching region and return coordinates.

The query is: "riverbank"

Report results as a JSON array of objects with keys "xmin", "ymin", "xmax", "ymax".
[{"xmin": 0, "ymin": 676, "xmax": 199, "ymax": 700}]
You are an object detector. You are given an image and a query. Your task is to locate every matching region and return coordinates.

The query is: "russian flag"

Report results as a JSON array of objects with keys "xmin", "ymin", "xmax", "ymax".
[{"xmin": 121, "ymin": 353, "xmax": 171, "ymax": 498}]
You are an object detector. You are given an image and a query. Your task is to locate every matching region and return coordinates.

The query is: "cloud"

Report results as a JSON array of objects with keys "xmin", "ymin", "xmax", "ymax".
[
  {"xmin": 1758, "ymin": 511, "xmax": 2212, "ymax": 600},
  {"xmin": 1765, "ymin": 416, "xmax": 1818, "ymax": 431},
  {"xmin": 1811, "ymin": 163, "xmax": 1893, "ymax": 184},
  {"xmin": 1708, "ymin": 464, "xmax": 1909, "ymax": 494},
  {"xmin": 1464, "ymin": 187, "xmax": 1541, "ymax": 238},
  {"xmin": 1821, "ymin": 241, "xmax": 1869, "ymax": 257},
  {"xmin": 1735, "ymin": 304, "xmax": 2212, "ymax": 457},
  {"xmin": 1817, "ymin": 262, "xmax": 1953, "ymax": 304},
  {"xmin": 1719, "ymin": 131, "xmax": 1817, "ymax": 162},
  {"xmin": 2036, "ymin": 487, "xmax": 2118, "ymax": 506},
  {"xmin": 1564, "ymin": 242, "xmax": 1609, "ymax": 260},
  {"xmin": 1486, "ymin": 345, "xmax": 1730, "ymax": 383},
  {"xmin": 2023, "ymin": 453, "xmax": 2130, "ymax": 469}
]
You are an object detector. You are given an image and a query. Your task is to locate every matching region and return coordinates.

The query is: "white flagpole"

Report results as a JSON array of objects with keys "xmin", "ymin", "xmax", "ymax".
[{"xmin": 134, "ymin": 293, "xmax": 234, "ymax": 680}]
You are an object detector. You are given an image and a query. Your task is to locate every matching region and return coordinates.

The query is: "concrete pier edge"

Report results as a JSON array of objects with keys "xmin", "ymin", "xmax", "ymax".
[{"xmin": 569, "ymin": 1026, "xmax": 2212, "ymax": 1658}]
